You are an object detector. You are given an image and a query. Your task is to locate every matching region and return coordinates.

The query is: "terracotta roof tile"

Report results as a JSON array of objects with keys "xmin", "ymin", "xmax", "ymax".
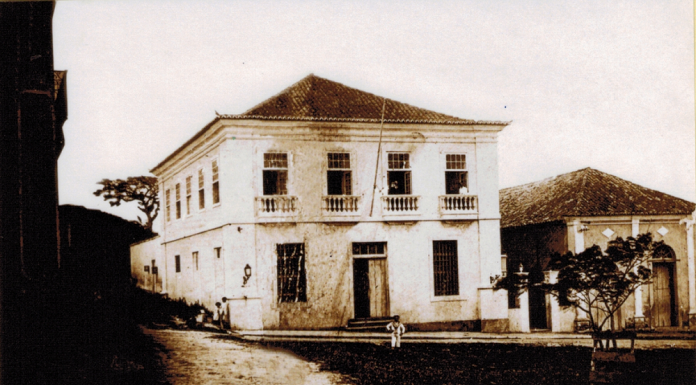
[
  {"xmin": 500, "ymin": 168, "xmax": 695, "ymax": 228},
  {"xmin": 219, "ymin": 74, "xmax": 508, "ymax": 125}
]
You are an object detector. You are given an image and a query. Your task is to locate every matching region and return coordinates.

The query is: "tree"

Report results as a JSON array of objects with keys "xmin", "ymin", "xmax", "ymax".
[
  {"xmin": 94, "ymin": 176, "xmax": 159, "ymax": 232},
  {"xmin": 540, "ymin": 233, "xmax": 662, "ymax": 332}
]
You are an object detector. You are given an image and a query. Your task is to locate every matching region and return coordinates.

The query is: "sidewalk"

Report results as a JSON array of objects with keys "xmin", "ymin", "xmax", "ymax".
[{"xmin": 228, "ymin": 329, "xmax": 696, "ymax": 350}]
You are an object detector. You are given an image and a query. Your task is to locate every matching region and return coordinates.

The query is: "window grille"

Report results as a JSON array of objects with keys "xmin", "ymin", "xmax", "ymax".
[
  {"xmin": 277, "ymin": 243, "xmax": 306, "ymax": 303},
  {"xmin": 352, "ymin": 242, "xmax": 385, "ymax": 255},
  {"xmin": 446, "ymin": 154, "xmax": 466, "ymax": 170},
  {"xmin": 175, "ymin": 183, "xmax": 181, "ymax": 219},
  {"xmin": 328, "ymin": 153, "xmax": 350, "ymax": 169},
  {"xmin": 264, "ymin": 153, "xmax": 288, "ymax": 168},
  {"xmin": 433, "ymin": 240, "xmax": 459, "ymax": 296},
  {"xmin": 198, "ymin": 169, "xmax": 205, "ymax": 209},
  {"xmin": 212, "ymin": 160, "xmax": 220, "ymax": 204},
  {"xmin": 388, "ymin": 153, "xmax": 410, "ymax": 169},
  {"xmin": 186, "ymin": 176, "xmax": 192, "ymax": 215}
]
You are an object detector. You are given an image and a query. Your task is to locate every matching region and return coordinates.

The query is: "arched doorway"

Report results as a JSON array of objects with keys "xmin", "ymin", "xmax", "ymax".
[{"xmin": 652, "ymin": 245, "xmax": 677, "ymax": 327}]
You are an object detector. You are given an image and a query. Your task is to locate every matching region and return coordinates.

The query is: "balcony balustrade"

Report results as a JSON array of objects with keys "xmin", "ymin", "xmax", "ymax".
[
  {"xmin": 439, "ymin": 194, "xmax": 478, "ymax": 214},
  {"xmin": 322, "ymin": 195, "xmax": 360, "ymax": 214},
  {"xmin": 256, "ymin": 196, "xmax": 298, "ymax": 215},
  {"xmin": 381, "ymin": 195, "xmax": 420, "ymax": 214}
]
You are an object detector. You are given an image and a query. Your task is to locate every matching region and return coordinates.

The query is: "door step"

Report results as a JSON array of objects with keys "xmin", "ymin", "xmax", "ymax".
[{"xmin": 346, "ymin": 317, "xmax": 393, "ymax": 331}]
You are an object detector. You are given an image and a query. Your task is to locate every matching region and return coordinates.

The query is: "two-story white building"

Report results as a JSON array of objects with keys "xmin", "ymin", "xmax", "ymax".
[{"xmin": 131, "ymin": 74, "xmax": 510, "ymax": 331}]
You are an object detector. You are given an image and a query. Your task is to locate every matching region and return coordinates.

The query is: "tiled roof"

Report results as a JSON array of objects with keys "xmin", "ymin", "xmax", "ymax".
[
  {"xmin": 219, "ymin": 74, "xmax": 509, "ymax": 125},
  {"xmin": 500, "ymin": 168, "xmax": 695, "ymax": 228}
]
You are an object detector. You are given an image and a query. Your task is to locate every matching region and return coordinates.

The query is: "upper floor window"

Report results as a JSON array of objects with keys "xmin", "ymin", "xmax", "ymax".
[
  {"xmin": 175, "ymin": 183, "xmax": 181, "ymax": 219},
  {"xmin": 387, "ymin": 153, "xmax": 411, "ymax": 195},
  {"xmin": 185, "ymin": 176, "xmax": 192, "ymax": 215},
  {"xmin": 165, "ymin": 188, "xmax": 171, "ymax": 222},
  {"xmin": 212, "ymin": 160, "xmax": 220, "ymax": 204},
  {"xmin": 263, "ymin": 153, "xmax": 288, "ymax": 195},
  {"xmin": 433, "ymin": 240, "xmax": 459, "ymax": 296},
  {"xmin": 445, "ymin": 154, "xmax": 468, "ymax": 194},
  {"xmin": 198, "ymin": 169, "xmax": 205, "ymax": 209},
  {"xmin": 327, "ymin": 153, "xmax": 352, "ymax": 195}
]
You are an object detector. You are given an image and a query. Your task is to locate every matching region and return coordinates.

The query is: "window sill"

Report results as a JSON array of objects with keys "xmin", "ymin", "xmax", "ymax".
[{"xmin": 430, "ymin": 295, "xmax": 468, "ymax": 303}]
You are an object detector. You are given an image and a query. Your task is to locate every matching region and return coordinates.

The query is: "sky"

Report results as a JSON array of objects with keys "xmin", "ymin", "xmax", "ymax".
[{"xmin": 52, "ymin": 0, "xmax": 695, "ymax": 227}]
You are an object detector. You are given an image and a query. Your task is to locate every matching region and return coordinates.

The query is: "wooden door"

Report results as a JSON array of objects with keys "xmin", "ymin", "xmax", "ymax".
[
  {"xmin": 353, "ymin": 259, "xmax": 370, "ymax": 318},
  {"xmin": 653, "ymin": 263, "xmax": 675, "ymax": 327},
  {"xmin": 368, "ymin": 259, "xmax": 390, "ymax": 318}
]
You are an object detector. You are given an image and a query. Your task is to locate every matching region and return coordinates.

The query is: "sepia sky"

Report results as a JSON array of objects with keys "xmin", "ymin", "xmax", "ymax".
[{"xmin": 52, "ymin": 0, "xmax": 695, "ymax": 226}]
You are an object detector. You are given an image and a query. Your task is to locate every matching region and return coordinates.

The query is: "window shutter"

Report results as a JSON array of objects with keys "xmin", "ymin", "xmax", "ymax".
[
  {"xmin": 343, "ymin": 171, "xmax": 352, "ymax": 195},
  {"xmin": 404, "ymin": 171, "xmax": 412, "ymax": 195}
]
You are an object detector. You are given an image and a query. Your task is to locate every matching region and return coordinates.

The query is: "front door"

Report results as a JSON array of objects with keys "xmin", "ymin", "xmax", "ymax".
[
  {"xmin": 653, "ymin": 263, "xmax": 676, "ymax": 327},
  {"xmin": 353, "ymin": 258, "xmax": 389, "ymax": 318}
]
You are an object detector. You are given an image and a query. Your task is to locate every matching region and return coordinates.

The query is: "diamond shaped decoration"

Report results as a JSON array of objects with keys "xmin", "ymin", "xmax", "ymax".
[
  {"xmin": 657, "ymin": 226, "xmax": 669, "ymax": 237},
  {"xmin": 602, "ymin": 228, "xmax": 615, "ymax": 238}
]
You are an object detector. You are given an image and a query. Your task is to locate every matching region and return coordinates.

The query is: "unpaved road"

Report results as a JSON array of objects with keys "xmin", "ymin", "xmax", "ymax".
[{"xmin": 142, "ymin": 327, "xmax": 346, "ymax": 385}]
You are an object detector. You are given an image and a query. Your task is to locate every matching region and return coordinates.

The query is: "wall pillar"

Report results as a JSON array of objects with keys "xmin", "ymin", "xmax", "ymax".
[
  {"xmin": 572, "ymin": 221, "xmax": 588, "ymax": 322},
  {"xmin": 632, "ymin": 218, "xmax": 644, "ymax": 318},
  {"xmin": 680, "ymin": 211, "xmax": 696, "ymax": 327}
]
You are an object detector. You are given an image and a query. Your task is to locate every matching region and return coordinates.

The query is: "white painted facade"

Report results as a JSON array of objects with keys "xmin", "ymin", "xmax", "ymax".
[{"xmin": 132, "ymin": 117, "xmax": 509, "ymax": 330}]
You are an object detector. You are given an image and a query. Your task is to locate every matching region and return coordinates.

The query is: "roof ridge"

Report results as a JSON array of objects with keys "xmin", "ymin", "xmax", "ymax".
[{"xmin": 574, "ymin": 168, "xmax": 591, "ymax": 216}]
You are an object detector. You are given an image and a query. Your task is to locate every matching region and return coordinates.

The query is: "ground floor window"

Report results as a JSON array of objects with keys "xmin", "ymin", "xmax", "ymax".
[
  {"xmin": 277, "ymin": 243, "xmax": 306, "ymax": 303},
  {"xmin": 433, "ymin": 240, "xmax": 459, "ymax": 296},
  {"xmin": 175, "ymin": 255, "xmax": 181, "ymax": 273}
]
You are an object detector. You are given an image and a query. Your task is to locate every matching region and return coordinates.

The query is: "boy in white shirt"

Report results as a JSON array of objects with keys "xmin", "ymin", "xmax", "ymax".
[{"xmin": 386, "ymin": 315, "xmax": 406, "ymax": 348}]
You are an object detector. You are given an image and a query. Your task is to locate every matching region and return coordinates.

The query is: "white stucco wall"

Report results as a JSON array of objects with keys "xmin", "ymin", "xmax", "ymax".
[{"xmin": 144, "ymin": 118, "xmax": 507, "ymax": 329}]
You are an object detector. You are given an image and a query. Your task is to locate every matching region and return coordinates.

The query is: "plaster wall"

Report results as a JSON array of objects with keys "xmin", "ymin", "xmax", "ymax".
[
  {"xmin": 145, "ymin": 119, "xmax": 506, "ymax": 329},
  {"xmin": 565, "ymin": 216, "xmax": 694, "ymax": 329},
  {"xmin": 255, "ymin": 221, "xmax": 483, "ymax": 329},
  {"xmin": 131, "ymin": 236, "xmax": 163, "ymax": 292}
]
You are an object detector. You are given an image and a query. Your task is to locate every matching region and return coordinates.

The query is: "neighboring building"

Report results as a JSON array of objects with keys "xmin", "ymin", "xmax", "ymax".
[
  {"xmin": 59, "ymin": 205, "xmax": 153, "ymax": 290},
  {"xmin": 132, "ymin": 74, "xmax": 510, "ymax": 331},
  {"xmin": 0, "ymin": 1, "xmax": 67, "ymax": 382},
  {"xmin": 500, "ymin": 167, "xmax": 696, "ymax": 331}
]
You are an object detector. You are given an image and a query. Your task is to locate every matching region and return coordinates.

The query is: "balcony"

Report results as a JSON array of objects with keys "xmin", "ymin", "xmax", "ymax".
[
  {"xmin": 256, "ymin": 196, "xmax": 298, "ymax": 220},
  {"xmin": 381, "ymin": 195, "xmax": 420, "ymax": 217},
  {"xmin": 322, "ymin": 195, "xmax": 360, "ymax": 214},
  {"xmin": 439, "ymin": 194, "xmax": 478, "ymax": 217}
]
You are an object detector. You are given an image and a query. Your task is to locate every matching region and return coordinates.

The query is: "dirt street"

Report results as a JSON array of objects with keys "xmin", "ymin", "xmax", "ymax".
[{"xmin": 142, "ymin": 327, "xmax": 346, "ymax": 385}]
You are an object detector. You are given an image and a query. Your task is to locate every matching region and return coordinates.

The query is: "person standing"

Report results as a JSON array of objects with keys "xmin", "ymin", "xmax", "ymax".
[
  {"xmin": 386, "ymin": 315, "xmax": 406, "ymax": 348},
  {"xmin": 213, "ymin": 302, "xmax": 224, "ymax": 329},
  {"xmin": 221, "ymin": 297, "xmax": 229, "ymax": 329}
]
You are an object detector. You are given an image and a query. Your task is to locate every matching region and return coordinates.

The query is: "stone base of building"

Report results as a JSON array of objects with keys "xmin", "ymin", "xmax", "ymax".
[
  {"xmin": 407, "ymin": 320, "xmax": 481, "ymax": 332},
  {"xmin": 481, "ymin": 319, "xmax": 510, "ymax": 333},
  {"xmin": 689, "ymin": 313, "xmax": 696, "ymax": 329}
]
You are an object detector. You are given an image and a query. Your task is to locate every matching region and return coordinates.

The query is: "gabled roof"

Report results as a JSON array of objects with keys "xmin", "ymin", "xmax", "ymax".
[
  {"xmin": 500, "ymin": 167, "xmax": 695, "ymax": 229},
  {"xmin": 218, "ymin": 74, "xmax": 508, "ymax": 125}
]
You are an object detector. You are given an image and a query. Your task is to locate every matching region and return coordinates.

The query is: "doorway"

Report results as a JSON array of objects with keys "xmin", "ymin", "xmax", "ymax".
[
  {"xmin": 653, "ymin": 262, "xmax": 676, "ymax": 327},
  {"xmin": 353, "ymin": 258, "xmax": 389, "ymax": 318},
  {"xmin": 352, "ymin": 242, "xmax": 389, "ymax": 319}
]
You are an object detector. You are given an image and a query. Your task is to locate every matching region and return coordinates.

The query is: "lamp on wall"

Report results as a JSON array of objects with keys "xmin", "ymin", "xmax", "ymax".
[{"xmin": 242, "ymin": 264, "xmax": 252, "ymax": 286}]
